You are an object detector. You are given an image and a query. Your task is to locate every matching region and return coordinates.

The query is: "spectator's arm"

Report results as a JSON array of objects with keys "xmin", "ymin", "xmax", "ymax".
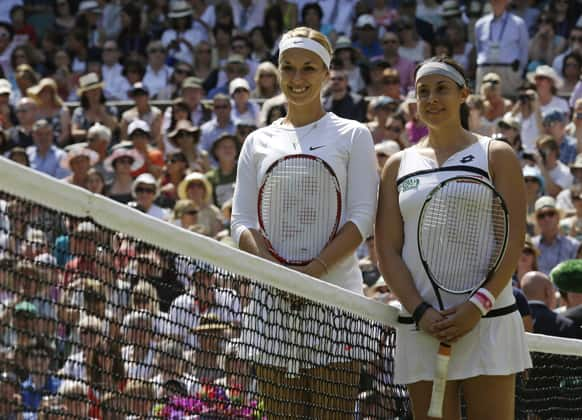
[
  {"xmin": 519, "ymin": 21, "xmax": 530, "ymax": 71},
  {"xmin": 151, "ymin": 112, "xmax": 164, "ymax": 153},
  {"xmin": 58, "ymin": 107, "xmax": 71, "ymax": 147}
]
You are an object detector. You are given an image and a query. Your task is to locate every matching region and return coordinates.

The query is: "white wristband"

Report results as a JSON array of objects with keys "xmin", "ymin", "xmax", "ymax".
[{"xmin": 469, "ymin": 288, "xmax": 496, "ymax": 316}]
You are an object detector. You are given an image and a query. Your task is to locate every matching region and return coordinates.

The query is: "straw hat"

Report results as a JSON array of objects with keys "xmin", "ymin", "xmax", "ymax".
[
  {"xmin": 168, "ymin": 0, "xmax": 192, "ymax": 18},
  {"xmin": 61, "ymin": 146, "xmax": 99, "ymax": 170},
  {"xmin": 178, "ymin": 172, "xmax": 213, "ymax": 202},
  {"xmin": 28, "ymin": 77, "xmax": 59, "ymax": 99},
  {"xmin": 440, "ymin": 1, "xmax": 462, "ymax": 18},
  {"xmin": 193, "ymin": 313, "xmax": 230, "ymax": 332},
  {"xmin": 104, "ymin": 148, "xmax": 144, "ymax": 172},
  {"xmin": 168, "ymin": 120, "xmax": 200, "ymax": 143},
  {"xmin": 527, "ymin": 65, "xmax": 564, "ymax": 89},
  {"xmin": 77, "ymin": 72, "xmax": 104, "ymax": 95}
]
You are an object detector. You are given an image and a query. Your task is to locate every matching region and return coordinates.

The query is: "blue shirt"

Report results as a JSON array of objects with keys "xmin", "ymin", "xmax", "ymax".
[
  {"xmin": 559, "ymin": 135, "xmax": 578, "ymax": 166},
  {"xmin": 21, "ymin": 375, "xmax": 61, "ymax": 412},
  {"xmin": 352, "ymin": 41, "xmax": 383, "ymax": 60},
  {"xmin": 475, "ymin": 12, "xmax": 529, "ymax": 70},
  {"xmin": 26, "ymin": 145, "xmax": 69, "ymax": 178},
  {"xmin": 199, "ymin": 118, "xmax": 236, "ymax": 153},
  {"xmin": 532, "ymin": 234, "xmax": 580, "ymax": 275}
]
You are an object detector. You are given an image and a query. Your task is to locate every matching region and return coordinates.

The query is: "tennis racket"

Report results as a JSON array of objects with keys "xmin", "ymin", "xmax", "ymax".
[
  {"xmin": 258, "ymin": 154, "xmax": 341, "ymax": 266},
  {"xmin": 417, "ymin": 176, "xmax": 509, "ymax": 419}
]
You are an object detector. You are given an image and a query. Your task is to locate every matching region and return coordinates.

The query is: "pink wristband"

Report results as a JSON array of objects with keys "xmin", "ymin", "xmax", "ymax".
[{"xmin": 469, "ymin": 288, "xmax": 495, "ymax": 316}]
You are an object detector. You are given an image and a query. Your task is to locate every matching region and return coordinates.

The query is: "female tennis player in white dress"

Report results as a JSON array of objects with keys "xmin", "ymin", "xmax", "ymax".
[
  {"xmin": 375, "ymin": 56, "xmax": 532, "ymax": 420},
  {"xmin": 231, "ymin": 27, "xmax": 378, "ymax": 418}
]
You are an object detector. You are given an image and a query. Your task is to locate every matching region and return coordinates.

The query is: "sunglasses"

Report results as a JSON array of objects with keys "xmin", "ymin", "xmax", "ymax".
[
  {"xmin": 382, "ymin": 79, "xmax": 399, "ymax": 85},
  {"xmin": 524, "ymin": 177, "xmax": 539, "ymax": 184},
  {"xmin": 214, "ymin": 104, "xmax": 230, "ymax": 110},
  {"xmin": 116, "ymin": 157, "xmax": 134, "ymax": 165},
  {"xmin": 259, "ymin": 73, "xmax": 275, "ymax": 78},
  {"xmin": 184, "ymin": 210, "xmax": 199, "ymax": 216},
  {"xmin": 135, "ymin": 186, "xmax": 156, "ymax": 194},
  {"xmin": 536, "ymin": 211, "xmax": 557, "ymax": 220}
]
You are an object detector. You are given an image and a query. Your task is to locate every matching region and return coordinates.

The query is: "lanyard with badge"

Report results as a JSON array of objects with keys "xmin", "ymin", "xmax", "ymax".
[{"xmin": 489, "ymin": 13, "xmax": 509, "ymax": 62}]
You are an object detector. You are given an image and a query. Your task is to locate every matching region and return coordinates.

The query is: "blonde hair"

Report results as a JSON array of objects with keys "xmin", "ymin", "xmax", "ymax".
[
  {"xmin": 130, "ymin": 280, "xmax": 160, "ymax": 313},
  {"xmin": 280, "ymin": 26, "xmax": 333, "ymax": 60},
  {"xmin": 254, "ymin": 61, "xmax": 281, "ymax": 97}
]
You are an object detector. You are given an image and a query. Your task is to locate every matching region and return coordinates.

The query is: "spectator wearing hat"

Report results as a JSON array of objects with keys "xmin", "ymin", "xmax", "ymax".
[
  {"xmin": 365, "ymin": 96, "xmax": 398, "ymax": 144},
  {"xmin": 20, "ymin": 340, "xmax": 60, "ymax": 414},
  {"xmin": 535, "ymin": 135, "xmax": 573, "ymax": 197},
  {"xmin": 143, "ymin": 40, "xmax": 172, "ymax": 99},
  {"xmin": 128, "ymin": 173, "xmax": 168, "ymax": 220},
  {"xmin": 496, "ymin": 113, "xmax": 523, "ymax": 157},
  {"xmin": 200, "ymin": 93, "xmax": 236, "ymax": 153},
  {"xmin": 206, "ymin": 132, "xmax": 239, "ymax": 208},
  {"xmin": 170, "ymin": 199, "xmax": 200, "ymax": 230},
  {"xmin": 552, "ymin": 260, "xmax": 582, "ymax": 326},
  {"xmin": 527, "ymin": 65, "xmax": 570, "ymax": 116},
  {"xmin": 556, "ymin": 155, "xmax": 582, "ymax": 215},
  {"xmin": 542, "ymin": 109, "xmax": 577, "ymax": 165},
  {"xmin": 481, "ymin": 72, "xmax": 513, "ymax": 124},
  {"xmin": 552, "ymin": 21, "xmax": 582, "ymax": 76},
  {"xmin": 167, "ymin": 120, "xmax": 208, "ymax": 173},
  {"xmin": 26, "ymin": 119, "xmax": 69, "ymax": 179},
  {"xmin": 208, "ymin": 54, "xmax": 250, "ymax": 99},
  {"xmin": 1, "ymin": 300, "xmax": 38, "ymax": 351},
  {"xmin": 235, "ymin": 117, "xmax": 257, "ymax": 144},
  {"xmin": 104, "ymin": 148, "xmax": 144, "ymax": 204},
  {"xmin": 532, "ymin": 196, "xmax": 580, "ymax": 275},
  {"xmin": 7, "ymin": 97, "xmax": 36, "ymax": 149},
  {"xmin": 127, "ymin": 119, "xmax": 164, "ymax": 179},
  {"xmin": 100, "ymin": 40, "xmax": 130, "ymax": 101},
  {"xmin": 61, "ymin": 146, "xmax": 99, "ymax": 188},
  {"xmin": 521, "ymin": 271, "xmax": 582, "ymax": 339},
  {"xmin": 120, "ymin": 83, "xmax": 163, "ymax": 151},
  {"xmin": 6, "ymin": 146, "xmax": 28, "ymax": 166},
  {"xmin": 509, "ymin": 86, "xmax": 543, "ymax": 151},
  {"xmin": 71, "ymin": 72, "xmax": 118, "ymax": 143},
  {"xmin": 230, "ymin": 77, "xmax": 260, "ymax": 128},
  {"xmin": 559, "ymin": 184, "xmax": 582, "ymax": 241},
  {"xmin": 474, "ymin": 0, "xmax": 529, "ymax": 98},
  {"xmin": 251, "ymin": 61, "xmax": 281, "ymax": 100},
  {"xmin": 178, "ymin": 172, "xmax": 223, "ymax": 237},
  {"xmin": 162, "ymin": 1, "xmax": 208, "ymax": 66},
  {"xmin": 375, "ymin": 31, "xmax": 415, "ymax": 94},
  {"xmin": 333, "ymin": 36, "xmax": 365, "ymax": 95},
  {"xmin": 323, "ymin": 69, "xmax": 367, "ymax": 123},
  {"xmin": 353, "ymin": 14, "xmax": 382, "ymax": 60},
  {"xmin": 27, "ymin": 78, "xmax": 71, "ymax": 147}
]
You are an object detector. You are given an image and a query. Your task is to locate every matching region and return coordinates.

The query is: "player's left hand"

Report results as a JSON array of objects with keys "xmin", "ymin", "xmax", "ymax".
[{"xmin": 432, "ymin": 301, "xmax": 481, "ymax": 344}]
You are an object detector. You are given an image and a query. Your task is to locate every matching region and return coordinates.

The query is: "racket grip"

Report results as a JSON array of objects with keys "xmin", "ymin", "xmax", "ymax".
[{"xmin": 427, "ymin": 344, "xmax": 451, "ymax": 419}]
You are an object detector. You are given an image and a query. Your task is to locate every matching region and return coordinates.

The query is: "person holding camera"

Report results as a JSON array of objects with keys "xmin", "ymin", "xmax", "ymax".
[
  {"xmin": 509, "ymin": 87, "xmax": 544, "ymax": 151},
  {"xmin": 542, "ymin": 109, "xmax": 578, "ymax": 165}
]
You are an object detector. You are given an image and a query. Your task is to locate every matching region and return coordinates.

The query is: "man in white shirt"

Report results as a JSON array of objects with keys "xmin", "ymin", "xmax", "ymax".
[
  {"xmin": 536, "ymin": 135, "xmax": 574, "ymax": 197},
  {"xmin": 100, "ymin": 40, "xmax": 130, "ymax": 101},
  {"xmin": 143, "ymin": 41, "xmax": 173, "ymax": 99}
]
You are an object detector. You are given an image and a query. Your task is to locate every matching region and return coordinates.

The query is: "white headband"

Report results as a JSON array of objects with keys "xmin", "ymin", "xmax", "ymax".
[
  {"xmin": 415, "ymin": 62, "xmax": 465, "ymax": 87},
  {"xmin": 278, "ymin": 37, "xmax": 331, "ymax": 69}
]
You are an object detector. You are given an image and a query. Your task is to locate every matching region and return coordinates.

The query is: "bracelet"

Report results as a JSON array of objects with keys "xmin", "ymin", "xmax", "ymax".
[
  {"xmin": 313, "ymin": 257, "xmax": 329, "ymax": 275},
  {"xmin": 469, "ymin": 288, "xmax": 496, "ymax": 316},
  {"xmin": 412, "ymin": 301, "xmax": 432, "ymax": 325}
]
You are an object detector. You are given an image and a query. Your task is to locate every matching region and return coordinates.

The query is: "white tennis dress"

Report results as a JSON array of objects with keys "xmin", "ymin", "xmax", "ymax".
[
  {"xmin": 231, "ymin": 112, "xmax": 379, "ymax": 367},
  {"xmin": 394, "ymin": 136, "xmax": 532, "ymax": 384}
]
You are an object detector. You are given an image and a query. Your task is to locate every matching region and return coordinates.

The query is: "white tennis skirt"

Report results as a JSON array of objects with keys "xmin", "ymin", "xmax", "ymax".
[{"xmin": 393, "ymin": 310, "xmax": 532, "ymax": 384}]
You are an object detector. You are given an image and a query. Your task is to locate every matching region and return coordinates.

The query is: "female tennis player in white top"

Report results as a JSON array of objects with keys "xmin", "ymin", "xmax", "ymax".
[
  {"xmin": 375, "ymin": 56, "xmax": 532, "ymax": 420},
  {"xmin": 231, "ymin": 27, "xmax": 378, "ymax": 419}
]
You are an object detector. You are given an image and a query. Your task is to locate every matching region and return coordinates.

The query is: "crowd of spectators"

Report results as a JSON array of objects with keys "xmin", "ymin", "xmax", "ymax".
[{"xmin": 1, "ymin": 0, "xmax": 582, "ymax": 418}]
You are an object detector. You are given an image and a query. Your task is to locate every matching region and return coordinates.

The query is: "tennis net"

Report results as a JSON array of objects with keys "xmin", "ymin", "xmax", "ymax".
[{"xmin": 0, "ymin": 157, "xmax": 581, "ymax": 419}]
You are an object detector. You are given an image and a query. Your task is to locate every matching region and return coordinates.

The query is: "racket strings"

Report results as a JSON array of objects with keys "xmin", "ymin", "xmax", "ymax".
[
  {"xmin": 420, "ymin": 179, "xmax": 508, "ymax": 293},
  {"xmin": 260, "ymin": 157, "xmax": 340, "ymax": 264}
]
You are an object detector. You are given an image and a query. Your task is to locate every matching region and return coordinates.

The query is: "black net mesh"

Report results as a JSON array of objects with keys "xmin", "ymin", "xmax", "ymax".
[
  {"xmin": 1, "ymin": 177, "xmax": 582, "ymax": 419},
  {"xmin": 0, "ymin": 191, "xmax": 408, "ymax": 419}
]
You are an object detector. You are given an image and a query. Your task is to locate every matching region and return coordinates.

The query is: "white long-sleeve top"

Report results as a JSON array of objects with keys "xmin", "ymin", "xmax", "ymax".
[{"xmin": 231, "ymin": 112, "xmax": 378, "ymax": 294}]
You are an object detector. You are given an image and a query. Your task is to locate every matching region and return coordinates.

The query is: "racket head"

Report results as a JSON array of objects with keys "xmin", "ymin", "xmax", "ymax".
[
  {"xmin": 258, "ymin": 154, "xmax": 341, "ymax": 265},
  {"xmin": 417, "ymin": 176, "xmax": 509, "ymax": 295}
]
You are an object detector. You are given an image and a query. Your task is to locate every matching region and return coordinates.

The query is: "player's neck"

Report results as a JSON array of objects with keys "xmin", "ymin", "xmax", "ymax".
[
  {"xmin": 425, "ymin": 124, "xmax": 471, "ymax": 151},
  {"xmin": 285, "ymin": 104, "xmax": 326, "ymax": 127}
]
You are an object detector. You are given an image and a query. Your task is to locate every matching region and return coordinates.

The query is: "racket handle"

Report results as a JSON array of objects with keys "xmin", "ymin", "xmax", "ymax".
[{"xmin": 427, "ymin": 343, "xmax": 451, "ymax": 419}]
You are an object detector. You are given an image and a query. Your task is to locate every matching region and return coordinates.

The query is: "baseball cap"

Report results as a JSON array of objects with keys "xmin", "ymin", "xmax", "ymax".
[
  {"xmin": 229, "ymin": 77, "xmax": 250, "ymax": 96},
  {"xmin": 542, "ymin": 109, "xmax": 567, "ymax": 125},
  {"xmin": 181, "ymin": 77, "xmax": 203, "ymax": 90},
  {"xmin": 0, "ymin": 79, "xmax": 12, "ymax": 96},
  {"xmin": 128, "ymin": 119, "xmax": 151, "ymax": 137},
  {"xmin": 356, "ymin": 14, "xmax": 377, "ymax": 29},
  {"xmin": 15, "ymin": 301, "xmax": 38, "ymax": 316}
]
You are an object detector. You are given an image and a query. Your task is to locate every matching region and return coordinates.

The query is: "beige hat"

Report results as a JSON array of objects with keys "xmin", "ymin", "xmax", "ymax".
[
  {"xmin": 103, "ymin": 148, "xmax": 144, "ymax": 172},
  {"xmin": 61, "ymin": 146, "xmax": 99, "ymax": 170},
  {"xmin": 193, "ymin": 313, "xmax": 230, "ymax": 332},
  {"xmin": 534, "ymin": 196, "xmax": 558, "ymax": 213},
  {"xmin": 0, "ymin": 79, "xmax": 12, "ymax": 96},
  {"xmin": 178, "ymin": 172, "xmax": 213, "ymax": 203},
  {"xmin": 482, "ymin": 72, "xmax": 501, "ymax": 85},
  {"xmin": 28, "ymin": 77, "xmax": 58, "ymax": 98},
  {"xmin": 77, "ymin": 72, "xmax": 104, "ymax": 95},
  {"xmin": 527, "ymin": 65, "xmax": 564, "ymax": 89},
  {"xmin": 168, "ymin": 0, "xmax": 192, "ymax": 18},
  {"xmin": 168, "ymin": 120, "xmax": 200, "ymax": 142}
]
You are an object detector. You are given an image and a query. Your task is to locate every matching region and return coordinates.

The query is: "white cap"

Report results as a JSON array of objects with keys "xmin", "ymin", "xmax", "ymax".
[
  {"xmin": 0, "ymin": 79, "xmax": 12, "ymax": 96},
  {"xmin": 128, "ymin": 119, "xmax": 151, "ymax": 136},
  {"xmin": 229, "ymin": 77, "xmax": 250, "ymax": 96},
  {"xmin": 356, "ymin": 14, "xmax": 377, "ymax": 29},
  {"xmin": 375, "ymin": 140, "xmax": 401, "ymax": 157}
]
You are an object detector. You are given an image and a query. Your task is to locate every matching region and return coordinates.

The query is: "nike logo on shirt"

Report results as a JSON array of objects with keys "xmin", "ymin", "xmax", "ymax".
[{"xmin": 309, "ymin": 145, "xmax": 325, "ymax": 151}]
